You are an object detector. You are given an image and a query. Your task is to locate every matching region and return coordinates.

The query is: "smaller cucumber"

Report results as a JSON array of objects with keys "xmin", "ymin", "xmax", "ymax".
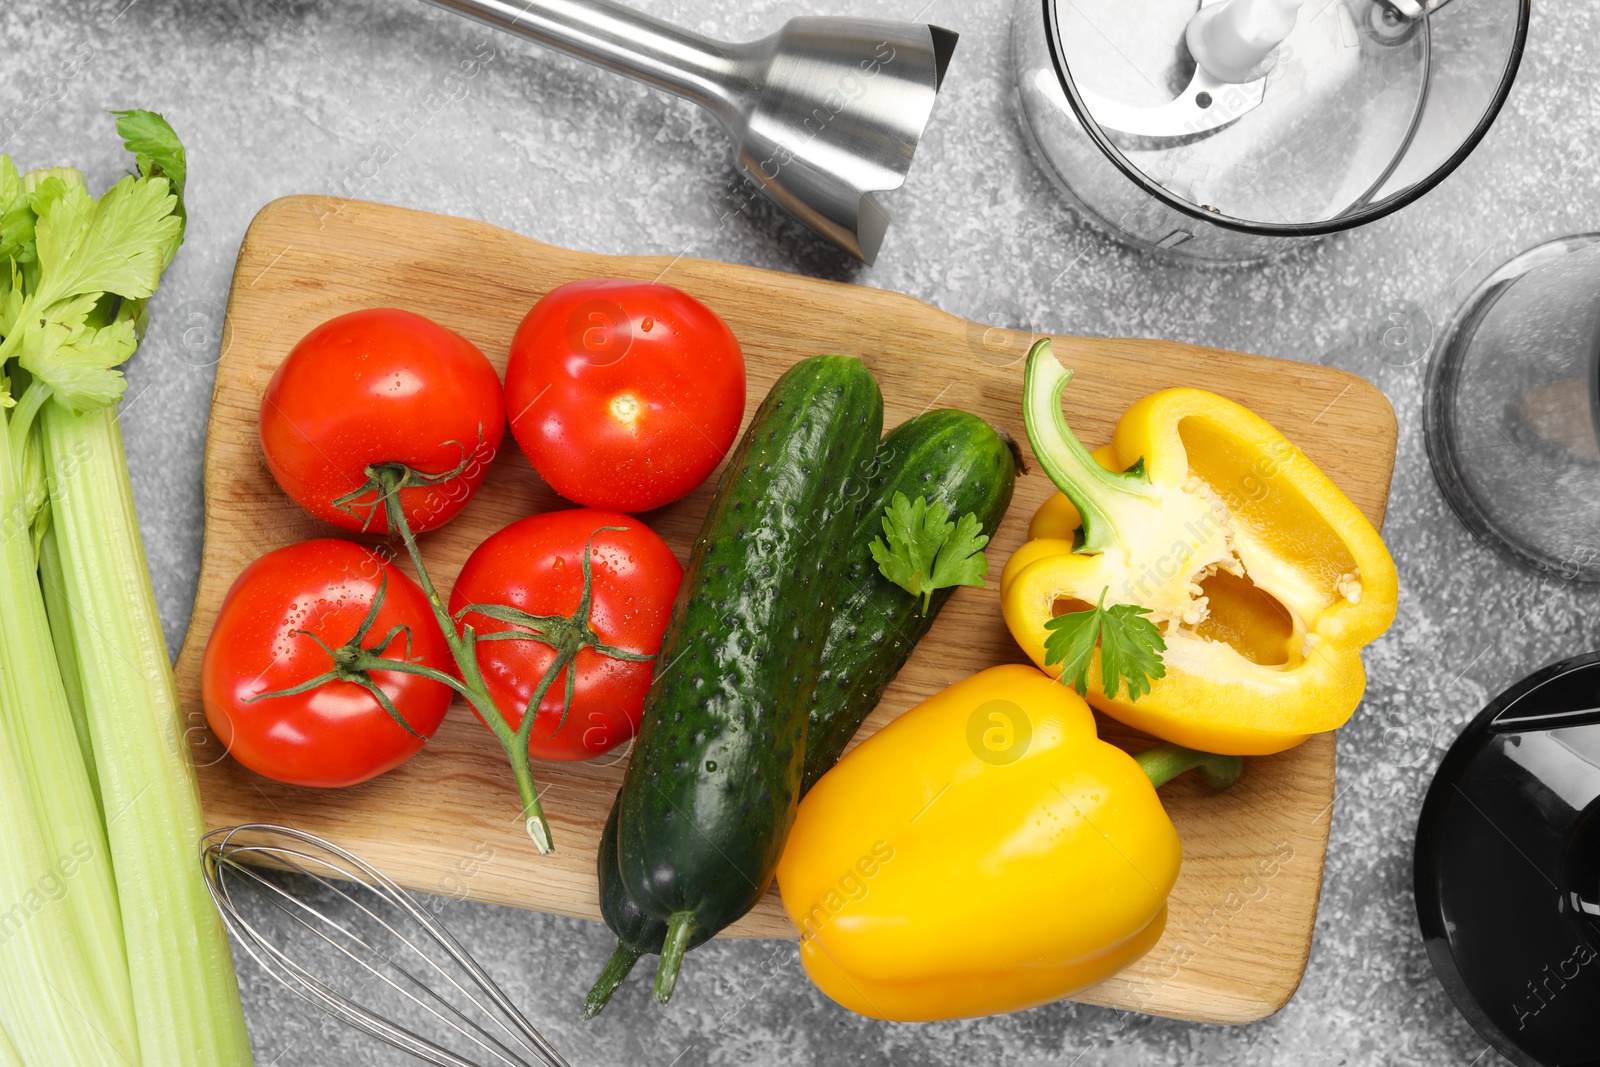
[{"xmin": 803, "ymin": 410, "xmax": 1019, "ymax": 791}]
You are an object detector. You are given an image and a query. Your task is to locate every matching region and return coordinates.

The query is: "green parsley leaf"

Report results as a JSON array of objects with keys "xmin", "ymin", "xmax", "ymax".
[
  {"xmin": 929, "ymin": 510, "xmax": 989, "ymax": 598},
  {"xmin": 1043, "ymin": 587, "xmax": 1167, "ymax": 702},
  {"xmin": 869, "ymin": 491, "xmax": 992, "ymax": 614},
  {"xmin": 869, "ymin": 492, "xmax": 939, "ymax": 596},
  {"xmin": 1041, "ymin": 598, "xmax": 1103, "ymax": 696}
]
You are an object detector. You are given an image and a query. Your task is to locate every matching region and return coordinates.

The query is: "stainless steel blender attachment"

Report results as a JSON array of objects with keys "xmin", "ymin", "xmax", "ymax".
[
  {"xmin": 1013, "ymin": 0, "xmax": 1528, "ymax": 262},
  {"xmin": 1425, "ymin": 235, "xmax": 1600, "ymax": 583},
  {"xmin": 423, "ymin": 0, "xmax": 957, "ymax": 263}
]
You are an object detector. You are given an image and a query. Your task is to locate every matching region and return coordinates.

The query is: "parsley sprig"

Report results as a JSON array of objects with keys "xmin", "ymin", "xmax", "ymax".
[
  {"xmin": 1044, "ymin": 587, "xmax": 1167, "ymax": 701},
  {"xmin": 869, "ymin": 492, "xmax": 990, "ymax": 614}
]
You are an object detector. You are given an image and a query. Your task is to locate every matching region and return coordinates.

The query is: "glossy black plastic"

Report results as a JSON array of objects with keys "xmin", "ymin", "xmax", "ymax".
[{"xmin": 1415, "ymin": 653, "xmax": 1600, "ymax": 1067}]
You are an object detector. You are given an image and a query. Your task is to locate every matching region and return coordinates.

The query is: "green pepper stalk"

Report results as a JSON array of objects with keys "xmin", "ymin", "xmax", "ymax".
[
  {"xmin": 1022, "ymin": 337, "xmax": 1230, "ymax": 576},
  {"xmin": 1134, "ymin": 743, "xmax": 1244, "ymax": 790},
  {"xmin": 1022, "ymin": 337, "xmax": 1165, "ymax": 556}
]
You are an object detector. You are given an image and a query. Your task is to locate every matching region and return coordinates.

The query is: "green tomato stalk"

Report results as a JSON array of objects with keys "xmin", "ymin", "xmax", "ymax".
[
  {"xmin": 287, "ymin": 459, "xmax": 553, "ymax": 854},
  {"xmin": 301, "ymin": 466, "xmax": 655, "ymax": 856}
]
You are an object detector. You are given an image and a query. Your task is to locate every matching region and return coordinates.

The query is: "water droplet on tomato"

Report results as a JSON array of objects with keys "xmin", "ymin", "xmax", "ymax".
[{"xmin": 641, "ymin": 317, "xmax": 654, "ymax": 332}]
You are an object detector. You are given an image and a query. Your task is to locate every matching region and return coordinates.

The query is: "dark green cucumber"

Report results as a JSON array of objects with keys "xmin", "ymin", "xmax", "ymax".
[
  {"xmin": 616, "ymin": 355, "xmax": 883, "ymax": 1003},
  {"xmin": 583, "ymin": 792, "xmax": 709, "ymax": 1019},
  {"xmin": 802, "ymin": 409, "xmax": 1020, "ymax": 792}
]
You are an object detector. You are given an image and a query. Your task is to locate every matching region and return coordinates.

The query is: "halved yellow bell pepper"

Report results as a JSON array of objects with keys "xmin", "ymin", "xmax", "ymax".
[
  {"xmin": 1002, "ymin": 340, "xmax": 1398, "ymax": 755},
  {"xmin": 776, "ymin": 664, "xmax": 1237, "ymax": 1022}
]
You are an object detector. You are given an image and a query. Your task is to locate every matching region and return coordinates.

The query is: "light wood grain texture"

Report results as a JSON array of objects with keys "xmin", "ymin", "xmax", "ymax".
[{"xmin": 175, "ymin": 196, "xmax": 1397, "ymax": 1026}]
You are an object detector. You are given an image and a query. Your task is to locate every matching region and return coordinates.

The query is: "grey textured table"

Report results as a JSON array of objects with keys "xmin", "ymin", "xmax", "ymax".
[{"xmin": 4, "ymin": 0, "xmax": 1592, "ymax": 1064}]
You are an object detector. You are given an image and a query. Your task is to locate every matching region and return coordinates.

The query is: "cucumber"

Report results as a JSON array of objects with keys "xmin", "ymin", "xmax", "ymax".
[
  {"xmin": 616, "ymin": 355, "xmax": 883, "ymax": 1003},
  {"xmin": 802, "ymin": 409, "xmax": 1019, "ymax": 791},
  {"xmin": 582, "ymin": 792, "xmax": 709, "ymax": 1019}
]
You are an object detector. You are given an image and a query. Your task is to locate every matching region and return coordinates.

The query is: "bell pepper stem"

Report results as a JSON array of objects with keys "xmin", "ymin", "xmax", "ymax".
[
  {"xmin": 653, "ymin": 913, "xmax": 696, "ymax": 1004},
  {"xmin": 583, "ymin": 940, "xmax": 643, "ymax": 1020},
  {"xmin": 1135, "ymin": 743, "xmax": 1244, "ymax": 790},
  {"xmin": 1022, "ymin": 338, "xmax": 1160, "ymax": 555}
]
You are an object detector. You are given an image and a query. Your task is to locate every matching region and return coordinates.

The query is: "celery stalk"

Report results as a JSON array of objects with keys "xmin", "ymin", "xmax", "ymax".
[
  {"xmin": 0, "ymin": 718, "xmax": 130, "ymax": 1066},
  {"xmin": 0, "ymin": 410, "xmax": 138, "ymax": 1064},
  {"xmin": 0, "ymin": 1021, "xmax": 18, "ymax": 1067},
  {"xmin": 42, "ymin": 402, "xmax": 254, "ymax": 1065},
  {"xmin": 0, "ymin": 110, "xmax": 253, "ymax": 1066},
  {"xmin": 39, "ymin": 519, "xmax": 98, "ymax": 806}
]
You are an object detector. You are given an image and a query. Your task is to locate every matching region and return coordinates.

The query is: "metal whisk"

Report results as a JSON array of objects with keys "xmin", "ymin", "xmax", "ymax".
[{"xmin": 201, "ymin": 824, "xmax": 571, "ymax": 1067}]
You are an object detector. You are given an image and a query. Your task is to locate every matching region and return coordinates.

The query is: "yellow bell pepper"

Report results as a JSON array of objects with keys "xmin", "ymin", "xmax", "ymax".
[
  {"xmin": 776, "ymin": 664, "xmax": 1239, "ymax": 1022},
  {"xmin": 1001, "ymin": 340, "xmax": 1397, "ymax": 755}
]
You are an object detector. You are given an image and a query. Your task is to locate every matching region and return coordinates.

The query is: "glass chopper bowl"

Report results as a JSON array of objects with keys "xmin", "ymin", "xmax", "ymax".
[{"xmin": 1012, "ymin": 0, "xmax": 1529, "ymax": 263}]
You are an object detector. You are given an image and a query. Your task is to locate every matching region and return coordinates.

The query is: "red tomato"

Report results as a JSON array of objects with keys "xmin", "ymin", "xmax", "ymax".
[
  {"xmin": 260, "ymin": 308, "xmax": 506, "ymax": 535},
  {"xmin": 504, "ymin": 279, "xmax": 745, "ymax": 512},
  {"xmin": 201, "ymin": 539, "xmax": 455, "ymax": 788},
  {"xmin": 447, "ymin": 509, "xmax": 683, "ymax": 761}
]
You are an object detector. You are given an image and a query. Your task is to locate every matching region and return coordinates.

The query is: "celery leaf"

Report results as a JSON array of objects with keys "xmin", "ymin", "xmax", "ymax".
[
  {"xmin": 33, "ymin": 174, "xmax": 180, "ymax": 308},
  {"xmin": 0, "ymin": 156, "xmax": 19, "ymax": 210},
  {"xmin": 0, "ymin": 156, "xmax": 29, "ymax": 270},
  {"xmin": 1, "ymin": 118, "xmax": 183, "ymax": 414},
  {"xmin": 114, "ymin": 109, "xmax": 186, "ymax": 198},
  {"xmin": 114, "ymin": 109, "xmax": 186, "ymax": 263},
  {"xmin": 18, "ymin": 292, "xmax": 134, "ymax": 410},
  {"xmin": 0, "ymin": 264, "xmax": 23, "ymax": 338}
]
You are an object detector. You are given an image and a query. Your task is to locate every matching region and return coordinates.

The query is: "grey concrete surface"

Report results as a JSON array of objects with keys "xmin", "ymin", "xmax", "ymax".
[{"xmin": 1, "ymin": 0, "xmax": 1591, "ymax": 1063}]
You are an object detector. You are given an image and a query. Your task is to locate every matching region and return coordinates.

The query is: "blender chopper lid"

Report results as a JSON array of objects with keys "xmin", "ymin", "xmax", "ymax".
[
  {"xmin": 1414, "ymin": 652, "xmax": 1600, "ymax": 1067},
  {"xmin": 1423, "ymin": 235, "xmax": 1600, "ymax": 583},
  {"xmin": 1041, "ymin": 0, "xmax": 1528, "ymax": 236}
]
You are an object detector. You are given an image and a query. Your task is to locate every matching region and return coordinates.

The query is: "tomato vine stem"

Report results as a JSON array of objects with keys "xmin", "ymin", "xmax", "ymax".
[
  {"xmin": 357, "ymin": 463, "xmax": 558, "ymax": 855},
  {"xmin": 259, "ymin": 462, "xmax": 660, "ymax": 857},
  {"xmin": 456, "ymin": 525, "xmax": 655, "ymax": 747}
]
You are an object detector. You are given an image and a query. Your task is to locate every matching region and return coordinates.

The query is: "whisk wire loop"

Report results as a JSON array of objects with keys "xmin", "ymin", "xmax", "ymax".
[{"xmin": 201, "ymin": 824, "xmax": 572, "ymax": 1067}]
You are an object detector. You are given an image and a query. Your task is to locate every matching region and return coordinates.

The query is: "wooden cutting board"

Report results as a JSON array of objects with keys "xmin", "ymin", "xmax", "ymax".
[{"xmin": 175, "ymin": 196, "xmax": 1396, "ymax": 1026}]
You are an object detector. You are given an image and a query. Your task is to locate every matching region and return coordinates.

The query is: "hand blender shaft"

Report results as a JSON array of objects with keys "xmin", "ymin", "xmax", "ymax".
[{"xmin": 420, "ymin": 0, "xmax": 957, "ymax": 263}]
